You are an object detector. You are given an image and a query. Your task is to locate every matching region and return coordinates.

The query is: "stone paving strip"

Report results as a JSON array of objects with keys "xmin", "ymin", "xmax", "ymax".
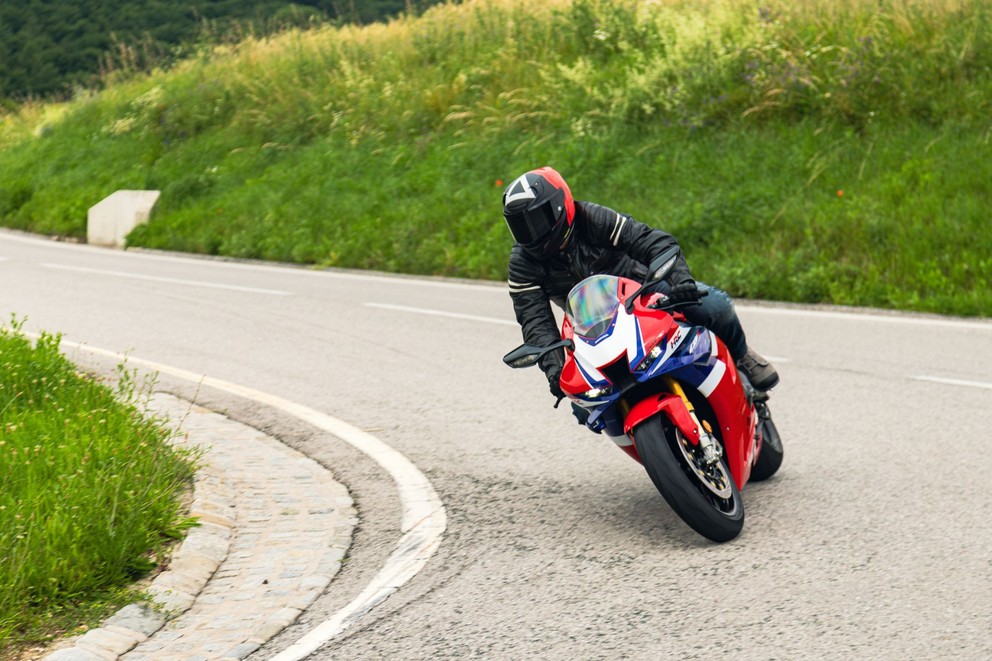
[{"xmin": 46, "ymin": 393, "xmax": 357, "ymax": 661}]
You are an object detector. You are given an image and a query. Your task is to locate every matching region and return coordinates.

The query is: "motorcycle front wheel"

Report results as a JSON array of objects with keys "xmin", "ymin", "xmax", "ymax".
[{"xmin": 634, "ymin": 414, "xmax": 744, "ymax": 542}]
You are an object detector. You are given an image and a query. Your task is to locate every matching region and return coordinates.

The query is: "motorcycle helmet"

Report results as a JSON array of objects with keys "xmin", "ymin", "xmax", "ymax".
[{"xmin": 502, "ymin": 167, "xmax": 575, "ymax": 255}]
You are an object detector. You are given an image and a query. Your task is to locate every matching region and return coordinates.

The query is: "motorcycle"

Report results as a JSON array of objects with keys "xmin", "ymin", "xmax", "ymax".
[{"xmin": 503, "ymin": 247, "xmax": 783, "ymax": 542}]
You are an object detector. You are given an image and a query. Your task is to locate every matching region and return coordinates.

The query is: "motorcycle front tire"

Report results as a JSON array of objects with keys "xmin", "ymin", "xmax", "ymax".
[{"xmin": 634, "ymin": 414, "xmax": 745, "ymax": 543}]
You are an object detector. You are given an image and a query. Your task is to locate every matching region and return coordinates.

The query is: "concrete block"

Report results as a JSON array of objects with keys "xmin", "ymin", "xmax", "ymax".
[{"xmin": 87, "ymin": 190, "xmax": 160, "ymax": 247}]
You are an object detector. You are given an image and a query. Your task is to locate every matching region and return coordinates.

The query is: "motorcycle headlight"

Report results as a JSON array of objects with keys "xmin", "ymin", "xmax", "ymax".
[
  {"xmin": 582, "ymin": 385, "xmax": 615, "ymax": 399},
  {"xmin": 635, "ymin": 344, "xmax": 663, "ymax": 372}
]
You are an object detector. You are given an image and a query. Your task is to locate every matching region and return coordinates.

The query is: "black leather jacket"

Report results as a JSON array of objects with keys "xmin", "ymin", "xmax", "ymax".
[{"xmin": 508, "ymin": 200, "xmax": 693, "ymax": 376}]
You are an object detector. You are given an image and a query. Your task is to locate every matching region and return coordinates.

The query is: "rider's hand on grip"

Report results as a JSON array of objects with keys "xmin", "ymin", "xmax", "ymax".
[
  {"xmin": 667, "ymin": 281, "xmax": 703, "ymax": 305},
  {"xmin": 548, "ymin": 366, "xmax": 566, "ymax": 404}
]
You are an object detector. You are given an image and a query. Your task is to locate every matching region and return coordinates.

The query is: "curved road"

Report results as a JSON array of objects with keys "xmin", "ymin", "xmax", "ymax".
[{"xmin": 3, "ymin": 230, "xmax": 991, "ymax": 660}]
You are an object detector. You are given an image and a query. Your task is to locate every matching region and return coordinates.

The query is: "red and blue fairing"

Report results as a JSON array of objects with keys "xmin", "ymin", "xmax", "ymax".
[{"xmin": 558, "ymin": 274, "xmax": 758, "ymax": 487}]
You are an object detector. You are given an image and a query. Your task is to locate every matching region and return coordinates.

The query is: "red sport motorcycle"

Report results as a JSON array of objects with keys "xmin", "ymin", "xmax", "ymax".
[{"xmin": 503, "ymin": 248, "xmax": 783, "ymax": 542}]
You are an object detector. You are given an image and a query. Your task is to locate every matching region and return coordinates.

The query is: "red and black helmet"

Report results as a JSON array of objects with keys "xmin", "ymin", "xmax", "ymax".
[{"xmin": 502, "ymin": 167, "xmax": 576, "ymax": 255}]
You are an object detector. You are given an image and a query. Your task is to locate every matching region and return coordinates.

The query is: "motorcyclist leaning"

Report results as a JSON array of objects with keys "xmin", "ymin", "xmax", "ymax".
[{"xmin": 502, "ymin": 166, "xmax": 778, "ymax": 417}]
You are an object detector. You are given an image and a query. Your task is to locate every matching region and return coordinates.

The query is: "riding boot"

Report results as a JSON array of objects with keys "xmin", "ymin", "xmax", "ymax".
[{"xmin": 737, "ymin": 348, "xmax": 779, "ymax": 391}]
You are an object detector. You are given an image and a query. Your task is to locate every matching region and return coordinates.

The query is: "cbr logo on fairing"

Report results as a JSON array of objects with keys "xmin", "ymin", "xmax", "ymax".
[{"xmin": 688, "ymin": 329, "xmax": 701, "ymax": 354}]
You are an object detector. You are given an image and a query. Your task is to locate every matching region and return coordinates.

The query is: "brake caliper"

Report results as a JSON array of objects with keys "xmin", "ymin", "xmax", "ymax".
[{"xmin": 698, "ymin": 420, "xmax": 724, "ymax": 466}]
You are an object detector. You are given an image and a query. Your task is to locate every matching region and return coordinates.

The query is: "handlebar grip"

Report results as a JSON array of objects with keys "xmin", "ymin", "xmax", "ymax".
[{"xmin": 649, "ymin": 288, "xmax": 708, "ymax": 310}]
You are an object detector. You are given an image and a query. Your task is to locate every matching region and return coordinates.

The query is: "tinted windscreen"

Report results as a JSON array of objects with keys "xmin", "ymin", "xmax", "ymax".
[{"xmin": 566, "ymin": 275, "xmax": 621, "ymax": 339}]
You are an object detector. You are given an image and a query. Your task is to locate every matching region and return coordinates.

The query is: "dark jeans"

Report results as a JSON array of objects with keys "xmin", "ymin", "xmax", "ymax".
[{"xmin": 682, "ymin": 282, "xmax": 748, "ymax": 360}]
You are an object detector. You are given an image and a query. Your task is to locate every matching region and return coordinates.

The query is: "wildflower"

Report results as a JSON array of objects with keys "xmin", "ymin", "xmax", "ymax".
[{"xmin": 837, "ymin": 190, "xmax": 844, "ymax": 197}]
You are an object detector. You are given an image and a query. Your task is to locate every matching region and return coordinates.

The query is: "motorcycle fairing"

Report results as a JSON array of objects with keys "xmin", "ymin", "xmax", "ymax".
[
  {"xmin": 639, "ymin": 325, "xmax": 712, "ymax": 381},
  {"xmin": 561, "ymin": 282, "xmax": 678, "ymax": 386},
  {"xmin": 623, "ymin": 393, "xmax": 700, "ymax": 443},
  {"xmin": 562, "ymin": 284, "xmax": 714, "ymax": 426},
  {"xmin": 698, "ymin": 336, "xmax": 757, "ymax": 486},
  {"xmin": 570, "ymin": 295, "xmax": 648, "ymax": 387},
  {"xmin": 671, "ymin": 334, "xmax": 757, "ymax": 487},
  {"xmin": 556, "ymin": 273, "xmax": 759, "ymax": 486},
  {"xmin": 619, "ymin": 347, "xmax": 755, "ymax": 487},
  {"xmin": 667, "ymin": 330, "xmax": 723, "ymax": 395}
]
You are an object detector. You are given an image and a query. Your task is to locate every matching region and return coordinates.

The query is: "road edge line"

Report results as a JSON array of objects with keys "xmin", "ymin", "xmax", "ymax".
[{"xmin": 47, "ymin": 336, "xmax": 447, "ymax": 659}]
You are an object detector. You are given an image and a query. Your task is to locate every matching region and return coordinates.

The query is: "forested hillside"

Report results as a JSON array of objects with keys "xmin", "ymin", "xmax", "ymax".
[{"xmin": 0, "ymin": 0, "xmax": 444, "ymax": 102}]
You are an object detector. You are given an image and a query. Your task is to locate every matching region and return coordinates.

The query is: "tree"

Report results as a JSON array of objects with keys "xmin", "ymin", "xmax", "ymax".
[{"xmin": 0, "ymin": 0, "xmax": 448, "ymax": 102}]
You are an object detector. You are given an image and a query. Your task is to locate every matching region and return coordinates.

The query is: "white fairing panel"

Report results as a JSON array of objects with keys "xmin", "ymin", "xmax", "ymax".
[
  {"xmin": 696, "ymin": 331, "xmax": 726, "ymax": 397},
  {"xmin": 573, "ymin": 305, "xmax": 642, "ymax": 383}
]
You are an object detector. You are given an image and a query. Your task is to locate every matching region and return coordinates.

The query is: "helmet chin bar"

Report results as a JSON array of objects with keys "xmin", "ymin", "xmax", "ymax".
[{"xmin": 531, "ymin": 213, "xmax": 573, "ymax": 256}]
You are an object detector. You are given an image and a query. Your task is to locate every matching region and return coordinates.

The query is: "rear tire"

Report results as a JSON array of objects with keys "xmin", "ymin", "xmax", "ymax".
[
  {"xmin": 749, "ymin": 406, "xmax": 783, "ymax": 482},
  {"xmin": 633, "ymin": 414, "xmax": 744, "ymax": 542}
]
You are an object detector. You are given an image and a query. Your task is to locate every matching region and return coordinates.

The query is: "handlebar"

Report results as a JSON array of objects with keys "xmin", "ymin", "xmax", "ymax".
[{"xmin": 648, "ymin": 288, "xmax": 709, "ymax": 311}]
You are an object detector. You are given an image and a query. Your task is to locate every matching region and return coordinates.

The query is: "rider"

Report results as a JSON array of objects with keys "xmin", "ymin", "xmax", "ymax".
[{"xmin": 503, "ymin": 166, "xmax": 779, "ymax": 410}]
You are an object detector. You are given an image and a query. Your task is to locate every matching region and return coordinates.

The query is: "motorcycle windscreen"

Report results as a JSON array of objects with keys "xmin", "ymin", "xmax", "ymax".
[{"xmin": 566, "ymin": 275, "xmax": 621, "ymax": 339}]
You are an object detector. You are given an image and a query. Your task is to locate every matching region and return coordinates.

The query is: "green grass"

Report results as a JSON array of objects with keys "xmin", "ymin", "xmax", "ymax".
[
  {"xmin": 1, "ymin": 0, "xmax": 990, "ymax": 315},
  {"xmin": 0, "ymin": 321, "xmax": 198, "ymax": 652}
]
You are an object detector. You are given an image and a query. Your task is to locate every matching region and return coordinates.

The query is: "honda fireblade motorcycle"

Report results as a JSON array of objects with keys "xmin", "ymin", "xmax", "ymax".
[{"xmin": 503, "ymin": 248, "xmax": 783, "ymax": 542}]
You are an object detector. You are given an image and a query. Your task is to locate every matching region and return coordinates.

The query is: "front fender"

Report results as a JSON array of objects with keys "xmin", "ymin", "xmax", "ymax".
[{"xmin": 624, "ymin": 393, "xmax": 700, "ymax": 445}]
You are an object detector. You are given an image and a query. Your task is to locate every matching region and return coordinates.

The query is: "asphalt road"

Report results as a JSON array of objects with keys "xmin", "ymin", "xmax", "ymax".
[{"xmin": 3, "ymin": 229, "xmax": 991, "ymax": 660}]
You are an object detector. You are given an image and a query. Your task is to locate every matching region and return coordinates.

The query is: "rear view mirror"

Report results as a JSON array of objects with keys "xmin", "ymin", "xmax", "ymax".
[
  {"xmin": 502, "ymin": 340, "xmax": 574, "ymax": 368},
  {"xmin": 646, "ymin": 246, "xmax": 681, "ymax": 283},
  {"xmin": 624, "ymin": 246, "xmax": 682, "ymax": 313}
]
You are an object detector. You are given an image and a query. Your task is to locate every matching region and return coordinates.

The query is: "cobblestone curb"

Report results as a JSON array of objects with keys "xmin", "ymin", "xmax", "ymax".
[{"xmin": 44, "ymin": 393, "xmax": 357, "ymax": 661}]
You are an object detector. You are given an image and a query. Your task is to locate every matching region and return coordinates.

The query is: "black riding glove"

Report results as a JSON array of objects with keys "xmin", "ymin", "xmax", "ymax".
[
  {"xmin": 547, "ymin": 365, "xmax": 565, "ymax": 401},
  {"xmin": 667, "ymin": 280, "xmax": 702, "ymax": 305}
]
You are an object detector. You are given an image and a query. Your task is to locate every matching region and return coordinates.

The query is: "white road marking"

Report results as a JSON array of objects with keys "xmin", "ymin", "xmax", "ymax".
[
  {"xmin": 366, "ymin": 302, "xmax": 518, "ymax": 326},
  {"xmin": 42, "ymin": 335, "xmax": 446, "ymax": 656},
  {"xmin": 914, "ymin": 376, "xmax": 992, "ymax": 391},
  {"xmin": 1, "ymin": 230, "xmax": 502, "ymax": 293},
  {"xmin": 41, "ymin": 263, "xmax": 291, "ymax": 296},
  {"xmin": 737, "ymin": 304, "xmax": 992, "ymax": 331},
  {"xmin": 377, "ymin": 300, "xmax": 991, "ymax": 334},
  {"xmin": 5, "ymin": 233, "xmax": 992, "ymax": 326}
]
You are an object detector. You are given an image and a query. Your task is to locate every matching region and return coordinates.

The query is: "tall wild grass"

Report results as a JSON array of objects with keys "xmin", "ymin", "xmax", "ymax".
[
  {"xmin": 0, "ymin": 0, "xmax": 989, "ymax": 314},
  {"xmin": 0, "ymin": 323, "xmax": 197, "ymax": 650}
]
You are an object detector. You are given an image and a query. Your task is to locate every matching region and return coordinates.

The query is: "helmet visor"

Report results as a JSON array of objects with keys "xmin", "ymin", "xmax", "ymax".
[{"xmin": 504, "ymin": 201, "xmax": 560, "ymax": 247}]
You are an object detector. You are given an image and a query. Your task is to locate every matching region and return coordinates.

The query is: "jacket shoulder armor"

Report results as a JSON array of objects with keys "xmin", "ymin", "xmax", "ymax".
[{"xmin": 575, "ymin": 201, "xmax": 630, "ymax": 247}]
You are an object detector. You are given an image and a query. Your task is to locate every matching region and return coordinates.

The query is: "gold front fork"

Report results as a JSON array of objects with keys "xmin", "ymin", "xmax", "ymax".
[
  {"xmin": 662, "ymin": 376, "xmax": 721, "ymax": 464},
  {"xmin": 662, "ymin": 376, "xmax": 712, "ymax": 435}
]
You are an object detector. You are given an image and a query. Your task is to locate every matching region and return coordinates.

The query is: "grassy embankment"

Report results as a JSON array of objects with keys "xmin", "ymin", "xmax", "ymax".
[
  {"xmin": 0, "ymin": 0, "xmax": 990, "ymax": 315},
  {"xmin": 0, "ymin": 323, "xmax": 198, "ymax": 652}
]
